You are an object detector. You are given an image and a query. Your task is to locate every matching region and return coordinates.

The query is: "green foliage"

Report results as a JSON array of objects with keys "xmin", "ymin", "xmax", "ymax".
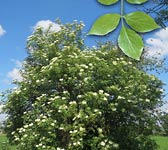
[
  {"xmin": 118, "ymin": 25, "xmax": 143, "ymax": 60},
  {"xmin": 160, "ymin": 113, "xmax": 168, "ymax": 136},
  {"xmin": 88, "ymin": 14, "xmax": 120, "ymax": 35},
  {"xmin": 124, "ymin": 12, "xmax": 159, "ymax": 33},
  {"xmin": 127, "ymin": 0, "xmax": 147, "ymax": 4},
  {"xmin": 98, "ymin": 0, "xmax": 118, "ymax": 5},
  {"xmin": 88, "ymin": 0, "xmax": 159, "ymax": 60},
  {"xmin": 4, "ymin": 21, "xmax": 164, "ymax": 150}
]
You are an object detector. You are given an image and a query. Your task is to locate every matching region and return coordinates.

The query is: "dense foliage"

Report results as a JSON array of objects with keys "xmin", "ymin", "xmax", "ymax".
[
  {"xmin": 5, "ymin": 21, "xmax": 164, "ymax": 150},
  {"xmin": 159, "ymin": 112, "xmax": 168, "ymax": 136}
]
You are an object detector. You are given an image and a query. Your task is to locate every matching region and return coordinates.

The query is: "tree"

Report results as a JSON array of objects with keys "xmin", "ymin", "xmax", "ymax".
[
  {"xmin": 159, "ymin": 112, "xmax": 168, "ymax": 135},
  {"xmin": 5, "ymin": 21, "xmax": 164, "ymax": 150},
  {"xmin": 145, "ymin": 0, "xmax": 168, "ymax": 27}
]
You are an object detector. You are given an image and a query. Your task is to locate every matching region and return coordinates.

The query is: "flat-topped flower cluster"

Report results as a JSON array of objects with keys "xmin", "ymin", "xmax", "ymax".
[{"xmin": 5, "ymin": 21, "xmax": 164, "ymax": 150}]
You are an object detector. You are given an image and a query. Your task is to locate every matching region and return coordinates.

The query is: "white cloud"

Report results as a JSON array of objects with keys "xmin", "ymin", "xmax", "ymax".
[
  {"xmin": 7, "ymin": 68, "xmax": 22, "ymax": 81},
  {"xmin": 3, "ymin": 60, "xmax": 23, "ymax": 84},
  {"xmin": 33, "ymin": 20, "xmax": 61, "ymax": 33},
  {"xmin": 0, "ymin": 25, "xmax": 6, "ymax": 37},
  {"xmin": 145, "ymin": 27, "xmax": 168, "ymax": 57},
  {"xmin": 10, "ymin": 59, "xmax": 22, "ymax": 68}
]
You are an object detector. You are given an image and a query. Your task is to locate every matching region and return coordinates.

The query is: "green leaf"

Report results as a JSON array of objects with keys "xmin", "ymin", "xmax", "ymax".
[
  {"xmin": 124, "ymin": 11, "xmax": 159, "ymax": 33},
  {"xmin": 98, "ymin": 0, "xmax": 118, "ymax": 5},
  {"xmin": 118, "ymin": 25, "xmax": 143, "ymax": 60},
  {"xmin": 88, "ymin": 13, "xmax": 120, "ymax": 35},
  {"xmin": 127, "ymin": 0, "xmax": 148, "ymax": 4}
]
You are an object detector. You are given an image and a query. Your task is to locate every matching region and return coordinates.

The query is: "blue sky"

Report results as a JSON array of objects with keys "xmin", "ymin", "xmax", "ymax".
[{"xmin": 0, "ymin": 0, "xmax": 168, "ymax": 118}]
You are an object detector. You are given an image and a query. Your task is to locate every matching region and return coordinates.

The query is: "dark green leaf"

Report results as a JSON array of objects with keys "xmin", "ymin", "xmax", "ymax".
[
  {"xmin": 127, "ymin": 0, "xmax": 148, "ymax": 4},
  {"xmin": 118, "ymin": 25, "xmax": 143, "ymax": 60},
  {"xmin": 98, "ymin": 0, "xmax": 118, "ymax": 5},
  {"xmin": 88, "ymin": 13, "xmax": 120, "ymax": 35},
  {"xmin": 124, "ymin": 11, "xmax": 159, "ymax": 33}
]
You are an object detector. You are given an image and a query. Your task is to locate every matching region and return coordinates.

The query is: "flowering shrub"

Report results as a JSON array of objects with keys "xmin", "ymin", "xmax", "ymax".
[{"xmin": 5, "ymin": 21, "xmax": 163, "ymax": 150}]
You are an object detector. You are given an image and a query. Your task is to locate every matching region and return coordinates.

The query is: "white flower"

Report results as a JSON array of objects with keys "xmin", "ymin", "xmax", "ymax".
[
  {"xmin": 73, "ymin": 142, "xmax": 77, "ymax": 146},
  {"xmin": 84, "ymin": 77, "xmax": 89, "ymax": 82},
  {"xmin": 81, "ymin": 101, "xmax": 87, "ymax": 105},
  {"xmin": 100, "ymin": 141, "xmax": 106, "ymax": 146},
  {"xmin": 118, "ymin": 96, "xmax": 125, "ymax": 99},
  {"xmin": 77, "ymin": 95, "xmax": 82, "ymax": 98},
  {"xmin": 112, "ymin": 108, "xmax": 117, "ymax": 111},
  {"xmin": 29, "ymin": 123, "xmax": 33, "ymax": 127},
  {"xmin": 23, "ymin": 134, "xmax": 28, "ymax": 138},
  {"xmin": 14, "ymin": 89, "xmax": 21, "ymax": 94},
  {"xmin": 112, "ymin": 61, "xmax": 117, "ymax": 65},
  {"xmin": 145, "ymin": 99, "xmax": 150, "ymax": 102},
  {"xmin": 14, "ymin": 137, "xmax": 20, "ymax": 141},
  {"xmin": 24, "ymin": 125, "xmax": 29, "ymax": 128},
  {"xmin": 98, "ymin": 128, "xmax": 103, "ymax": 133},
  {"xmin": 57, "ymin": 148, "xmax": 65, "ymax": 150},
  {"xmin": 88, "ymin": 63, "xmax": 93, "ymax": 66},
  {"xmin": 35, "ymin": 118, "xmax": 40, "ymax": 122},
  {"xmin": 103, "ymin": 97, "xmax": 107, "ymax": 101},
  {"xmin": 73, "ymin": 130, "xmax": 78, "ymax": 133},
  {"xmin": 11, "ymin": 131, "xmax": 15, "ymax": 135},
  {"xmin": 63, "ymin": 91, "xmax": 68, "ymax": 94},
  {"xmin": 59, "ymin": 78, "xmax": 63, "ymax": 81},
  {"xmin": 80, "ymin": 69, "xmax": 84, "ymax": 72},
  {"xmin": 127, "ymin": 100, "xmax": 131, "ymax": 103},
  {"xmin": 99, "ymin": 90, "xmax": 104, "ymax": 94},
  {"xmin": 55, "ymin": 96, "xmax": 60, "ymax": 99},
  {"xmin": 92, "ymin": 92, "xmax": 97, "ymax": 96},
  {"xmin": 51, "ymin": 123, "xmax": 55, "ymax": 126},
  {"xmin": 113, "ymin": 143, "xmax": 119, "ymax": 148},
  {"xmin": 69, "ymin": 101, "xmax": 77, "ymax": 105},
  {"xmin": 47, "ymin": 101, "xmax": 51, "ymax": 105},
  {"xmin": 104, "ymin": 93, "xmax": 110, "ymax": 97},
  {"xmin": 94, "ymin": 109, "xmax": 99, "ymax": 112},
  {"xmin": 41, "ymin": 119, "xmax": 46, "ymax": 122},
  {"xmin": 62, "ymin": 97, "xmax": 66, "ymax": 100},
  {"xmin": 79, "ymin": 127, "xmax": 85, "ymax": 132},
  {"xmin": 36, "ymin": 79, "xmax": 40, "ymax": 83}
]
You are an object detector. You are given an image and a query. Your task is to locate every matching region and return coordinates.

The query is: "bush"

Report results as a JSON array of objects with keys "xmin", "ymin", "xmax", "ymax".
[{"xmin": 5, "ymin": 21, "xmax": 163, "ymax": 150}]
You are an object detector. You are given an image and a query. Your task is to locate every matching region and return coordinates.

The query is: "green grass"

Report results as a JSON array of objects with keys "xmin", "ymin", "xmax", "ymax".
[
  {"xmin": 152, "ymin": 135, "xmax": 168, "ymax": 150},
  {"xmin": 0, "ymin": 134, "xmax": 168, "ymax": 150},
  {"xmin": 0, "ymin": 134, "xmax": 16, "ymax": 150}
]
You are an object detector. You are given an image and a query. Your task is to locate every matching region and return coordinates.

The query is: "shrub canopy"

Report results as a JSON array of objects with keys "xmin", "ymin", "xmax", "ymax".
[{"xmin": 5, "ymin": 21, "xmax": 164, "ymax": 150}]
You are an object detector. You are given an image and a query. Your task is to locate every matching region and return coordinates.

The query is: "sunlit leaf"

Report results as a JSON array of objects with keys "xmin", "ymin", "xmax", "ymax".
[
  {"xmin": 124, "ymin": 11, "xmax": 160, "ymax": 32},
  {"xmin": 127, "ymin": 0, "xmax": 148, "ymax": 4},
  {"xmin": 118, "ymin": 25, "xmax": 143, "ymax": 60},
  {"xmin": 98, "ymin": 0, "xmax": 118, "ymax": 5},
  {"xmin": 88, "ymin": 13, "xmax": 120, "ymax": 35}
]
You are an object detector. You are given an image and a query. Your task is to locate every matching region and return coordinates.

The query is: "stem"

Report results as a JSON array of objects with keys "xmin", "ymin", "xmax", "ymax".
[{"xmin": 121, "ymin": 0, "xmax": 124, "ymax": 25}]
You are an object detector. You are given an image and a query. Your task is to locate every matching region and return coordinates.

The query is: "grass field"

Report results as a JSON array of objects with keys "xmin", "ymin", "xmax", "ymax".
[
  {"xmin": 0, "ymin": 134, "xmax": 16, "ymax": 150},
  {"xmin": 152, "ymin": 135, "xmax": 168, "ymax": 150},
  {"xmin": 0, "ymin": 134, "xmax": 168, "ymax": 150}
]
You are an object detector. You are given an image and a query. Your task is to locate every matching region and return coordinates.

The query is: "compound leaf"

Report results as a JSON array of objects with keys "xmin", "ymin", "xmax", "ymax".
[
  {"xmin": 88, "ymin": 13, "xmax": 120, "ymax": 35},
  {"xmin": 118, "ymin": 25, "xmax": 143, "ymax": 60},
  {"xmin": 124, "ymin": 11, "xmax": 159, "ymax": 33}
]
